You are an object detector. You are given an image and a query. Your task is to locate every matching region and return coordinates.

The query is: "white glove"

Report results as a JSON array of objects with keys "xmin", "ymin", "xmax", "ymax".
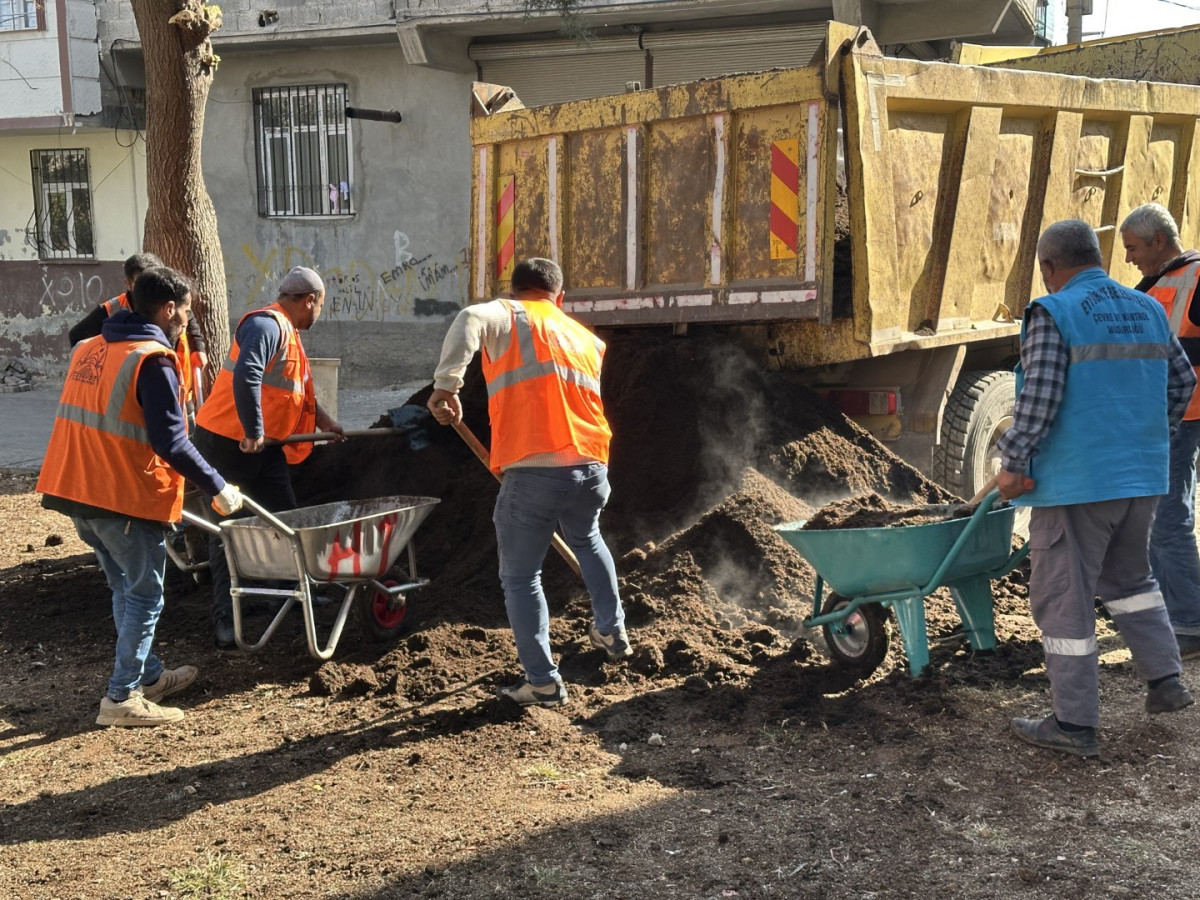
[{"xmin": 212, "ymin": 483, "xmax": 245, "ymax": 516}]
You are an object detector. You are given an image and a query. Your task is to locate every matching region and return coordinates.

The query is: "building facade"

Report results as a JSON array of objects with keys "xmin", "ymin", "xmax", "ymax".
[
  {"xmin": 0, "ymin": 0, "xmax": 137, "ymax": 374},
  {"xmin": 3, "ymin": 0, "xmax": 1041, "ymax": 386}
]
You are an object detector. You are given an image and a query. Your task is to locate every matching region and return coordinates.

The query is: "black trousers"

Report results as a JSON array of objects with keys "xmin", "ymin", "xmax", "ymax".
[{"xmin": 193, "ymin": 427, "xmax": 297, "ymax": 625}]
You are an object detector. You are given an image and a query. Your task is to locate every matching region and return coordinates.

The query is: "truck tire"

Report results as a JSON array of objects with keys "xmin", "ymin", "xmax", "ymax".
[{"xmin": 933, "ymin": 370, "xmax": 1015, "ymax": 500}]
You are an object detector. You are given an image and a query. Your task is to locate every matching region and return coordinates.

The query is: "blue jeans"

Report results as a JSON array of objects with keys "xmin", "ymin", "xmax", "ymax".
[
  {"xmin": 493, "ymin": 464, "xmax": 625, "ymax": 686},
  {"xmin": 73, "ymin": 516, "xmax": 168, "ymax": 701},
  {"xmin": 1149, "ymin": 419, "xmax": 1200, "ymax": 636}
]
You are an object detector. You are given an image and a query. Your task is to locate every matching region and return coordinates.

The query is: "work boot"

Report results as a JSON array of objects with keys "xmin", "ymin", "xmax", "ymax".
[
  {"xmin": 1177, "ymin": 634, "xmax": 1200, "ymax": 661},
  {"xmin": 588, "ymin": 623, "xmax": 633, "ymax": 661},
  {"xmin": 1010, "ymin": 714, "xmax": 1099, "ymax": 758},
  {"xmin": 497, "ymin": 677, "xmax": 569, "ymax": 709},
  {"xmin": 142, "ymin": 665, "xmax": 198, "ymax": 703},
  {"xmin": 96, "ymin": 692, "xmax": 185, "ymax": 728},
  {"xmin": 1146, "ymin": 675, "xmax": 1195, "ymax": 714},
  {"xmin": 214, "ymin": 616, "xmax": 236, "ymax": 651}
]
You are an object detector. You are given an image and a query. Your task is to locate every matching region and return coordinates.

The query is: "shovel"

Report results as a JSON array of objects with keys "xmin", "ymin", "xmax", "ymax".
[
  {"xmin": 281, "ymin": 428, "xmax": 403, "ymax": 444},
  {"xmin": 436, "ymin": 402, "xmax": 583, "ymax": 578}
]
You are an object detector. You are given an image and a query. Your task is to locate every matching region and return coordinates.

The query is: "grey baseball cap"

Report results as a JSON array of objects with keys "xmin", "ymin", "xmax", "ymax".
[{"xmin": 278, "ymin": 266, "xmax": 324, "ymax": 296}]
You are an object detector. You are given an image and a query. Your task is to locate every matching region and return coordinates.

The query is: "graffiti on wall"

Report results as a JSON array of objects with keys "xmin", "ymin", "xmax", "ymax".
[
  {"xmin": 0, "ymin": 260, "xmax": 125, "ymax": 373},
  {"xmin": 235, "ymin": 231, "xmax": 469, "ymax": 322}
]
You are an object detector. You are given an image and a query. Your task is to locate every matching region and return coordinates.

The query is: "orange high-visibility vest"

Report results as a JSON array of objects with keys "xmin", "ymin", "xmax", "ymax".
[
  {"xmin": 480, "ymin": 299, "xmax": 611, "ymax": 473},
  {"xmin": 1147, "ymin": 259, "xmax": 1200, "ymax": 421},
  {"xmin": 103, "ymin": 292, "xmax": 195, "ymax": 403},
  {"xmin": 38, "ymin": 336, "xmax": 185, "ymax": 522},
  {"xmin": 195, "ymin": 304, "xmax": 316, "ymax": 463}
]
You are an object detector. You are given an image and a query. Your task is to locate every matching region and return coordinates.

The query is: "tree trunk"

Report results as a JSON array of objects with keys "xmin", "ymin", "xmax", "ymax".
[{"xmin": 130, "ymin": 0, "xmax": 229, "ymax": 379}]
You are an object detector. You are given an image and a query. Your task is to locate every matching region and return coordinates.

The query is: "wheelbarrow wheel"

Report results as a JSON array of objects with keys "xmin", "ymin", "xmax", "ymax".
[
  {"xmin": 821, "ymin": 593, "xmax": 889, "ymax": 675},
  {"xmin": 359, "ymin": 579, "xmax": 412, "ymax": 642}
]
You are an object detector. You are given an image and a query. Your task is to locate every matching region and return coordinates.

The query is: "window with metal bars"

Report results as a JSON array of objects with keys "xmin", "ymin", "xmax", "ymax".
[
  {"xmin": 0, "ymin": 0, "xmax": 39, "ymax": 31},
  {"xmin": 30, "ymin": 149, "xmax": 95, "ymax": 260},
  {"xmin": 253, "ymin": 84, "xmax": 354, "ymax": 218}
]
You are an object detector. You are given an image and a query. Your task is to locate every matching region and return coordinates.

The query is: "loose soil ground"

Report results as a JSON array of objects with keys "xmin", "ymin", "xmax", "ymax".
[{"xmin": 2, "ymin": 333, "xmax": 1199, "ymax": 900}]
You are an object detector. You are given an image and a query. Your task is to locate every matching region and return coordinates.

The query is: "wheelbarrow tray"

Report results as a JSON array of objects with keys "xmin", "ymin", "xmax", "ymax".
[
  {"xmin": 219, "ymin": 495, "xmax": 440, "ymax": 583},
  {"xmin": 775, "ymin": 503, "xmax": 1017, "ymax": 597}
]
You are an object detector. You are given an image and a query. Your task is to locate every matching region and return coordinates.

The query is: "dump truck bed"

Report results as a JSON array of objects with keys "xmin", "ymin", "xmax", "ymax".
[{"xmin": 469, "ymin": 22, "xmax": 1200, "ymax": 369}]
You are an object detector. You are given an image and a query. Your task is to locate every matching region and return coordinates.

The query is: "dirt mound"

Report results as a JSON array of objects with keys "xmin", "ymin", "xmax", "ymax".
[
  {"xmin": 803, "ymin": 492, "xmax": 976, "ymax": 530},
  {"xmin": 289, "ymin": 333, "xmax": 967, "ymax": 700}
]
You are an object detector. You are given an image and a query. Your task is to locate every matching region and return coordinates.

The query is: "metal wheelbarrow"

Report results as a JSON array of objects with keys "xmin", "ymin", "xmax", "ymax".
[
  {"xmin": 774, "ymin": 490, "xmax": 1030, "ymax": 677},
  {"xmin": 184, "ymin": 495, "xmax": 440, "ymax": 660}
]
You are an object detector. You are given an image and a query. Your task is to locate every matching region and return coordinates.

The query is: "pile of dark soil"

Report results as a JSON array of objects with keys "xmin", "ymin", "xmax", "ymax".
[
  {"xmin": 803, "ymin": 492, "xmax": 977, "ymax": 530},
  {"xmin": 291, "ymin": 332, "xmax": 979, "ymax": 698}
]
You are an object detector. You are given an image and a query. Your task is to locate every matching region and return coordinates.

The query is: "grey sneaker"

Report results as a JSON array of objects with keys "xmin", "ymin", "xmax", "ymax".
[
  {"xmin": 1010, "ymin": 714, "xmax": 1099, "ymax": 758},
  {"xmin": 1177, "ymin": 634, "xmax": 1200, "ymax": 660},
  {"xmin": 497, "ymin": 677, "xmax": 569, "ymax": 708},
  {"xmin": 142, "ymin": 665, "xmax": 198, "ymax": 703},
  {"xmin": 1146, "ymin": 676, "xmax": 1195, "ymax": 714},
  {"xmin": 96, "ymin": 692, "xmax": 185, "ymax": 727},
  {"xmin": 588, "ymin": 623, "xmax": 633, "ymax": 661}
]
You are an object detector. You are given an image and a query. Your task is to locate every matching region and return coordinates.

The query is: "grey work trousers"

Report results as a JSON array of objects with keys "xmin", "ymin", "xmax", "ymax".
[{"xmin": 1028, "ymin": 496, "xmax": 1182, "ymax": 727}]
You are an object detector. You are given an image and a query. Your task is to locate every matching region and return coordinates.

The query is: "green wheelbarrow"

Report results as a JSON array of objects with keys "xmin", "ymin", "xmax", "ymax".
[{"xmin": 774, "ymin": 490, "xmax": 1030, "ymax": 677}]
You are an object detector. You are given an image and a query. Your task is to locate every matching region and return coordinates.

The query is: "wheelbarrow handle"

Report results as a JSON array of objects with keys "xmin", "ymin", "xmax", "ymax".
[
  {"xmin": 239, "ymin": 495, "xmax": 297, "ymax": 537},
  {"xmin": 179, "ymin": 495, "xmax": 297, "ymax": 538}
]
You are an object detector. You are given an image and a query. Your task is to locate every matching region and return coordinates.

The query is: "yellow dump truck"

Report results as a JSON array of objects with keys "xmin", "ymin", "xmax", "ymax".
[{"xmin": 468, "ymin": 21, "xmax": 1200, "ymax": 500}]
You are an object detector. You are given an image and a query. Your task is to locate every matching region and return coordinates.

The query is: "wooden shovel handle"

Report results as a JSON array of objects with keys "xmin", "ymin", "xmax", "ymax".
[
  {"xmin": 441, "ymin": 407, "xmax": 583, "ymax": 579},
  {"xmin": 968, "ymin": 474, "xmax": 1000, "ymax": 506}
]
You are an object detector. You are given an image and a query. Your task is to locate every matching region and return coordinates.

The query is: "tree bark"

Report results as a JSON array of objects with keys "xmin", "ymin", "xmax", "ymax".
[{"xmin": 129, "ymin": 0, "xmax": 229, "ymax": 378}]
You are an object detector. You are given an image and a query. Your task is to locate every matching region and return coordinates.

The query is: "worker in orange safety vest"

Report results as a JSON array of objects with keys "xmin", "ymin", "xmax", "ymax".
[
  {"xmin": 1121, "ymin": 202, "xmax": 1200, "ymax": 661},
  {"xmin": 40, "ymin": 266, "xmax": 243, "ymax": 727},
  {"xmin": 193, "ymin": 265, "xmax": 343, "ymax": 649},
  {"xmin": 69, "ymin": 252, "xmax": 208, "ymax": 414},
  {"xmin": 428, "ymin": 257, "xmax": 631, "ymax": 709}
]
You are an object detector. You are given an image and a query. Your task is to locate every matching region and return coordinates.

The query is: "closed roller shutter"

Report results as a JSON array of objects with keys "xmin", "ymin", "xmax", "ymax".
[
  {"xmin": 644, "ymin": 24, "xmax": 826, "ymax": 87},
  {"xmin": 471, "ymin": 35, "xmax": 646, "ymax": 107}
]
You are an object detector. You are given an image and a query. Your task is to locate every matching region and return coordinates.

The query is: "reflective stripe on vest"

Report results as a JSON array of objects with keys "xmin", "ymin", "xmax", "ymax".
[
  {"xmin": 194, "ymin": 304, "xmax": 316, "ymax": 461},
  {"xmin": 54, "ymin": 342, "xmax": 165, "ymax": 442},
  {"xmin": 486, "ymin": 302, "xmax": 604, "ymax": 398},
  {"xmin": 1069, "ymin": 342, "xmax": 1174, "ymax": 364},
  {"xmin": 37, "ymin": 337, "xmax": 185, "ymax": 522},
  {"xmin": 102, "ymin": 293, "xmax": 132, "ymax": 318}
]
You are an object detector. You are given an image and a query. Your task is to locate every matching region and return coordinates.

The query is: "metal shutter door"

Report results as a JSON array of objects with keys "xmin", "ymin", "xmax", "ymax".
[
  {"xmin": 471, "ymin": 35, "xmax": 646, "ymax": 107},
  {"xmin": 644, "ymin": 24, "xmax": 826, "ymax": 87}
]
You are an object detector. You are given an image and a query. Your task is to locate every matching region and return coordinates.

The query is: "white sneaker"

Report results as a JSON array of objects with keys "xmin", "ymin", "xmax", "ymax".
[
  {"xmin": 588, "ymin": 623, "xmax": 633, "ymax": 660},
  {"xmin": 96, "ymin": 692, "xmax": 185, "ymax": 727},
  {"xmin": 497, "ymin": 677, "xmax": 569, "ymax": 708},
  {"xmin": 141, "ymin": 665, "xmax": 198, "ymax": 703}
]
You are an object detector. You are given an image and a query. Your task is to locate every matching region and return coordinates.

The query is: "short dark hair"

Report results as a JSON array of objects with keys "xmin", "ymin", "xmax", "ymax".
[
  {"xmin": 124, "ymin": 252, "xmax": 164, "ymax": 281},
  {"xmin": 132, "ymin": 266, "xmax": 193, "ymax": 317},
  {"xmin": 511, "ymin": 258, "xmax": 563, "ymax": 294}
]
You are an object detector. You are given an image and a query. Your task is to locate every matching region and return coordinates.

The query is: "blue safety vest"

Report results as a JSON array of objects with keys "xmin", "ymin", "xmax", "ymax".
[{"xmin": 1015, "ymin": 268, "xmax": 1171, "ymax": 507}]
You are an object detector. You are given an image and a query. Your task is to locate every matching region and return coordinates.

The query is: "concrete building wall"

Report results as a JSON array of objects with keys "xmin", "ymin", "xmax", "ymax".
[
  {"xmin": 0, "ymin": 130, "xmax": 145, "ymax": 373},
  {"xmin": 206, "ymin": 46, "xmax": 474, "ymax": 389},
  {"xmin": 0, "ymin": 15, "xmax": 65, "ymax": 118}
]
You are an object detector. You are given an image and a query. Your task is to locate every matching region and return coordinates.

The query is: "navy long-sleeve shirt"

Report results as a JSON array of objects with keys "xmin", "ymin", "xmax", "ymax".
[{"xmin": 229, "ymin": 312, "xmax": 286, "ymax": 441}]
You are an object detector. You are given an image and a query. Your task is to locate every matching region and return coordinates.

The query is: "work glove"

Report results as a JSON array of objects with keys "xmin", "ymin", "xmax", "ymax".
[{"xmin": 212, "ymin": 483, "xmax": 245, "ymax": 516}]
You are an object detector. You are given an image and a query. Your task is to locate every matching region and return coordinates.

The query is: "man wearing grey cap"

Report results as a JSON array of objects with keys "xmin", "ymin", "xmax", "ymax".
[{"xmin": 194, "ymin": 266, "xmax": 344, "ymax": 649}]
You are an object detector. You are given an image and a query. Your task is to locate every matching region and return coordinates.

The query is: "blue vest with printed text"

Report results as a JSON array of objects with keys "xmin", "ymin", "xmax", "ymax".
[{"xmin": 1015, "ymin": 268, "xmax": 1171, "ymax": 507}]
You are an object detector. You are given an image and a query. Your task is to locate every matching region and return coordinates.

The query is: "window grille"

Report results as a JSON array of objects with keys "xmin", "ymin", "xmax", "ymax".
[
  {"xmin": 0, "ymin": 0, "xmax": 39, "ymax": 31},
  {"xmin": 30, "ymin": 149, "xmax": 95, "ymax": 260},
  {"xmin": 253, "ymin": 84, "xmax": 354, "ymax": 217}
]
